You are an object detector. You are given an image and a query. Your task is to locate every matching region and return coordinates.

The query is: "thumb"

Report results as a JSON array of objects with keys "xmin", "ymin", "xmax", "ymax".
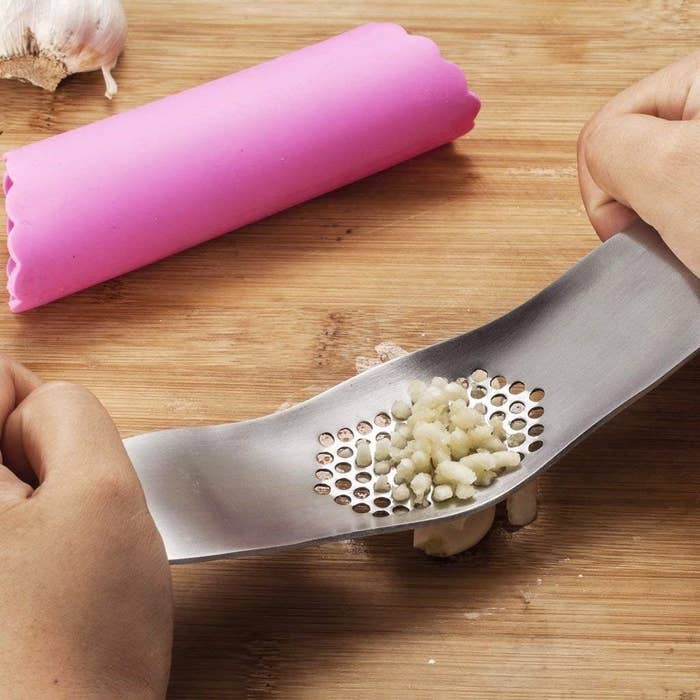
[
  {"xmin": 0, "ymin": 358, "xmax": 42, "ymax": 509},
  {"xmin": 583, "ymin": 113, "xmax": 700, "ymax": 275},
  {"xmin": 1, "ymin": 381, "xmax": 144, "ymax": 506}
]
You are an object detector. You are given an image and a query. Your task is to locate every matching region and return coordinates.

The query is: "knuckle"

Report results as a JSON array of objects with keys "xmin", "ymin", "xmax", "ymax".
[
  {"xmin": 37, "ymin": 379, "xmax": 89, "ymax": 396},
  {"xmin": 82, "ymin": 451, "xmax": 143, "ymax": 511},
  {"xmin": 20, "ymin": 379, "xmax": 112, "ymax": 438},
  {"xmin": 580, "ymin": 119, "xmax": 603, "ymax": 167},
  {"xmin": 19, "ymin": 381, "xmax": 76, "ymax": 418},
  {"xmin": 577, "ymin": 113, "xmax": 600, "ymax": 158},
  {"xmin": 0, "ymin": 355, "xmax": 14, "ymax": 375},
  {"xmin": 93, "ymin": 471, "xmax": 140, "ymax": 504},
  {"xmin": 31, "ymin": 380, "xmax": 98, "ymax": 409},
  {"xmin": 581, "ymin": 115, "xmax": 627, "ymax": 178},
  {"xmin": 576, "ymin": 119, "xmax": 591, "ymax": 153},
  {"xmin": 0, "ymin": 355, "xmax": 22, "ymax": 386}
]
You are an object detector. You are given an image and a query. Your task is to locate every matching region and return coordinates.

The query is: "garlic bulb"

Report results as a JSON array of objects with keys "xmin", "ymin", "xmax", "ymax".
[{"xmin": 0, "ymin": 0, "xmax": 127, "ymax": 98}]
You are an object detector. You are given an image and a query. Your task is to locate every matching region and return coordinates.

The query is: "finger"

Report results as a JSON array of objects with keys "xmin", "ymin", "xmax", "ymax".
[
  {"xmin": 593, "ymin": 50, "xmax": 700, "ymax": 122},
  {"xmin": 2, "ymin": 381, "xmax": 144, "ymax": 504},
  {"xmin": 578, "ymin": 51, "xmax": 700, "ymax": 242},
  {"xmin": 0, "ymin": 357, "xmax": 43, "ymax": 485},
  {"xmin": 577, "ymin": 137, "xmax": 639, "ymax": 241},
  {"xmin": 0, "ymin": 356, "xmax": 43, "ymax": 430},
  {"xmin": 584, "ymin": 113, "xmax": 700, "ymax": 275}
]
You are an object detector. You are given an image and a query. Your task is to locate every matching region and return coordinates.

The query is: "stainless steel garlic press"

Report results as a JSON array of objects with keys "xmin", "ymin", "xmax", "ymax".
[{"xmin": 124, "ymin": 222, "xmax": 700, "ymax": 563}]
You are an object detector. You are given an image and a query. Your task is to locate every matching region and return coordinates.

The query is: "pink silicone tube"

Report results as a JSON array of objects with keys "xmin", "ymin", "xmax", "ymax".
[{"xmin": 3, "ymin": 23, "xmax": 480, "ymax": 312}]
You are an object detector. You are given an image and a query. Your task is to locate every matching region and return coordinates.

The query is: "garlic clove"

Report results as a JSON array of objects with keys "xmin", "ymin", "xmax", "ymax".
[
  {"xmin": 506, "ymin": 479, "xmax": 538, "ymax": 526},
  {"xmin": 0, "ymin": 0, "xmax": 128, "ymax": 99},
  {"xmin": 413, "ymin": 507, "xmax": 496, "ymax": 557}
]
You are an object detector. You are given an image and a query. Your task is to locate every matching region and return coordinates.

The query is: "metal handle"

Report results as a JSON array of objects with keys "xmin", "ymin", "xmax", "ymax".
[{"xmin": 429, "ymin": 221, "xmax": 700, "ymax": 459}]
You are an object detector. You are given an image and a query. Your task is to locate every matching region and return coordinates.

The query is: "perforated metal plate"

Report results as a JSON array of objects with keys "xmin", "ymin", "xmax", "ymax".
[{"xmin": 313, "ymin": 370, "xmax": 545, "ymax": 517}]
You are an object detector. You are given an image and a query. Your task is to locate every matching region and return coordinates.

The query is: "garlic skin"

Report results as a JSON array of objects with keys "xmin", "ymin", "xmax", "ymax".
[{"xmin": 0, "ymin": 0, "xmax": 127, "ymax": 98}]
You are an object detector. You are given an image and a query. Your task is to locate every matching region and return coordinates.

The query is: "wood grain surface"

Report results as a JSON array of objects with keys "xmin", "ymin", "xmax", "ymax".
[{"xmin": 1, "ymin": 1, "xmax": 698, "ymax": 698}]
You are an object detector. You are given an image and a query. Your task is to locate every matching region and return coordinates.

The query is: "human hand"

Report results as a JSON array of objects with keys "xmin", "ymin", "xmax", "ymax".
[
  {"xmin": 578, "ymin": 51, "xmax": 700, "ymax": 277},
  {"xmin": 0, "ymin": 359, "xmax": 172, "ymax": 699}
]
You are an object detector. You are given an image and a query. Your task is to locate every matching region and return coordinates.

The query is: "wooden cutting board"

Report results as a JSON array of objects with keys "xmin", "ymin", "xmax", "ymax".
[{"xmin": 1, "ymin": 1, "xmax": 698, "ymax": 698}]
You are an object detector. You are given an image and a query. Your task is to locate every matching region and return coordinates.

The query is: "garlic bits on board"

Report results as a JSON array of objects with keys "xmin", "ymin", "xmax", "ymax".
[{"xmin": 0, "ymin": 0, "xmax": 127, "ymax": 98}]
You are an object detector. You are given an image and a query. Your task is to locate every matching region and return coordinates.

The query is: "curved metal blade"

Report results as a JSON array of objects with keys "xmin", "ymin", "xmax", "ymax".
[{"xmin": 125, "ymin": 222, "xmax": 700, "ymax": 562}]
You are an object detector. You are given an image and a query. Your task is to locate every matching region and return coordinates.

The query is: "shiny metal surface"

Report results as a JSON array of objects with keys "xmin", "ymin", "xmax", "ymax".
[{"xmin": 125, "ymin": 222, "xmax": 700, "ymax": 563}]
